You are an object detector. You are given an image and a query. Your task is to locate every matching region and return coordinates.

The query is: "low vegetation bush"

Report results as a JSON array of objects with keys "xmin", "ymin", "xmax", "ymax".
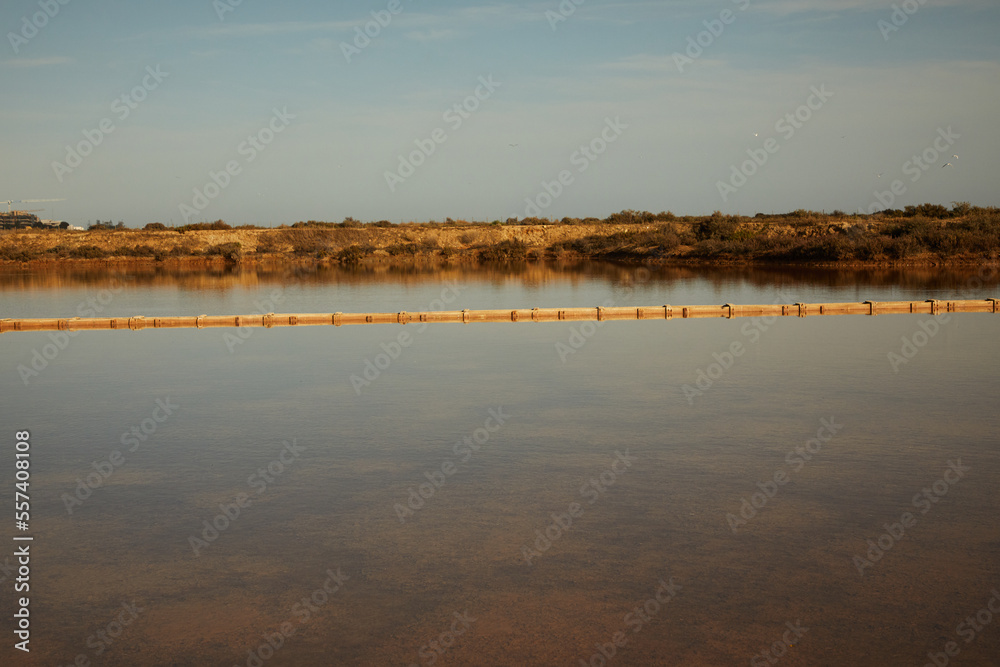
[
  {"xmin": 337, "ymin": 244, "xmax": 375, "ymax": 264},
  {"xmin": 176, "ymin": 220, "xmax": 231, "ymax": 232},
  {"xmin": 479, "ymin": 239, "xmax": 528, "ymax": 262},
  {"xmin": 203, "ymin": 242, "xmax": 243, "ymax": 262},
  {"xmin": 277, "ymin": 229, "xmax": 335, "ymax": 256},
  {"xmin": 70, "ymin": 245, "xmax": 110, "ymax": 259},
  {"xmin": 123, "ymin": 244, "xmax": 157, "ymax": 257}
]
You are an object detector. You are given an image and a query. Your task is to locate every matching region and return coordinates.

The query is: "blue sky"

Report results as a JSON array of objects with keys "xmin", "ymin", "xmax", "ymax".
[{"xmin": 1, "ymin": 0, "xmax": 998, "ymax": 226}]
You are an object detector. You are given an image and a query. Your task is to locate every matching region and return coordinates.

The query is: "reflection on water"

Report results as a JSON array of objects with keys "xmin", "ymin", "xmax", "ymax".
[
  {"xmin": 1, "ymin": 263, "xmax": 998, "ymax": 666},
  {"xmin": 2, "ymin": 260, "xmax": 998, "ymax": 295}
]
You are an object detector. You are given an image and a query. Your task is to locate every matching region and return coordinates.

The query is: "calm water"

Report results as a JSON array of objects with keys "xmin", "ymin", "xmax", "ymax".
[{"xmin": 1, "ymin": 263, "xmax": 998, "ymax": 666}]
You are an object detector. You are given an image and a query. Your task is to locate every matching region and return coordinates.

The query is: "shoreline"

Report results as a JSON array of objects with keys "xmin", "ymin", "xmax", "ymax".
[
  {"xmin": 2, "ymin": 214, "xmax": 998, "ymax": 269},
  {"xmin": 0, "ymin": 254, "xmax": 993, "ymax": 271}
]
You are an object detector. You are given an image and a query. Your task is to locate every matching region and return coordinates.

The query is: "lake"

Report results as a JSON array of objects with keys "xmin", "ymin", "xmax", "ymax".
[{"xmin": 1, "ymin": 262, "xmax": 998, "ymax": 666}]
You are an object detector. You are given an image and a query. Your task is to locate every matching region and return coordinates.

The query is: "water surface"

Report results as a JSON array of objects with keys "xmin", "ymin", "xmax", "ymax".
[{"xmin": 1, "ymin": 263, "xmax": 998, "ymax": 666}]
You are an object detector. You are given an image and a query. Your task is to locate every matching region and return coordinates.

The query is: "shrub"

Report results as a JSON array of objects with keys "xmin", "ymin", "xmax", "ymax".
[
  {"xmin": 337, "ymin": 244, "xmax": 373, "ymax": 264},
  {"xmin": 479, "ymin": 239, "xmax": 528, "ymax": 262},
  {"xmin": 256, "ymin": 234, "xmax": 281, "ymax": 253},
  {"xmin": 0, "ymin": 247, "xmax": 40, "ymax": 261},
  {"xmin": 70, "ymin": 245, "xmax": 110, "ymax": 259},
  {"xmin": 125, "ymin": 244, "xmax": 156, "ymax": 256},
  {"xmin": 143, "ymin": 222, "xmax": 168, "ymax": 231},
  {"xmin": 176, "ymin": 220, "xmax": 231, "ymax": 232},
  {"xmin": 203, "ymin": 242, "xmax": 243, "ymax": 262},
  {"xmin": 277, "ymin": 229, "xmax": 334, "ymax": 256},
  {"xmin": 385, "ymin": 243, "xmax": 419, "ymax": 256},
  {"xmin": 696, "ymin": 216, "xmax": 739, "ymax": 241}
]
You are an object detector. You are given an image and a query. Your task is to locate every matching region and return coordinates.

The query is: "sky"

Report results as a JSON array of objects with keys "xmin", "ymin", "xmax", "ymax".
[{"xmin": 1, "ymin": 0, "xmax": 998, "ymax": 226}]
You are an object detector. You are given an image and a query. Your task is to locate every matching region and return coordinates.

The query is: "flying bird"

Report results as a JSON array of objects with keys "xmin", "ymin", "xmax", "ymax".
[{"xmin": 942, "ymin": 162, "xmax": 953, "ymax": 168}]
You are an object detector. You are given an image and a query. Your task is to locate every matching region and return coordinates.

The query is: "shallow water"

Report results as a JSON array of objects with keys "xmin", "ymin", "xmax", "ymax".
[{"xmin": 1, "ymin": 262, "xmax": 998, "ymax": 666}]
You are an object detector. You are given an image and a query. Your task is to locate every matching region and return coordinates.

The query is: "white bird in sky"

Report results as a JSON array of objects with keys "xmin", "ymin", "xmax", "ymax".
[{"xmin": 942, "ymin": 162, "xmax": 953, "ymax": 168}]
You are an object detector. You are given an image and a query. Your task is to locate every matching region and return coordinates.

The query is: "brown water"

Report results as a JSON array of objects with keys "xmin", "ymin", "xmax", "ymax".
[{"xmin": 1, "ymin": 263, "xmax": 998, "ymax": 666}]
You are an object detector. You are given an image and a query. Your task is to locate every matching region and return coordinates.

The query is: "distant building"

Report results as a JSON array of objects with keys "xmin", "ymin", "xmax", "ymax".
[{"xmin": 0, "ymin": 212, "xmax": 72, "ymax": 230}]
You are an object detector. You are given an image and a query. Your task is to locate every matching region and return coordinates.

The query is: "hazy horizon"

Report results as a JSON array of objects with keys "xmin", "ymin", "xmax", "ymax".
[{"xmin": 2, "ymin": 0, "xmax": 998, "ymax": 227}]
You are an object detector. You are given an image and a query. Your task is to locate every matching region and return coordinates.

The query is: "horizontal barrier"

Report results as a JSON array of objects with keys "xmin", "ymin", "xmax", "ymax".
[{"xmin": 1, "ymin": 299, "xmax": 997, "ymax": 334}]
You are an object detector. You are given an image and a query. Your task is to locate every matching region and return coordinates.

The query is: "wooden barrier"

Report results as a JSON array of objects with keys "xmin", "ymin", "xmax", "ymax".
[{"xmin": 1, "ymin": 299, "xmax": 997, "ymax": 334}]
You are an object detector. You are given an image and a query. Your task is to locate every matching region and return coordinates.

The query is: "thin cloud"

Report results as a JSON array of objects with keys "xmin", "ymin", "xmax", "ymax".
[{"xmin": 407, "ymin": 29, "xmax": 459, "ymax": 42}]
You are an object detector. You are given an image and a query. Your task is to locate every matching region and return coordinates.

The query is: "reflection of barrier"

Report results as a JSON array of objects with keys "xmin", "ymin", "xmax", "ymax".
[{"xmin": 1, "ymin": 300, "xmax": 997, "ymax": 334}]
